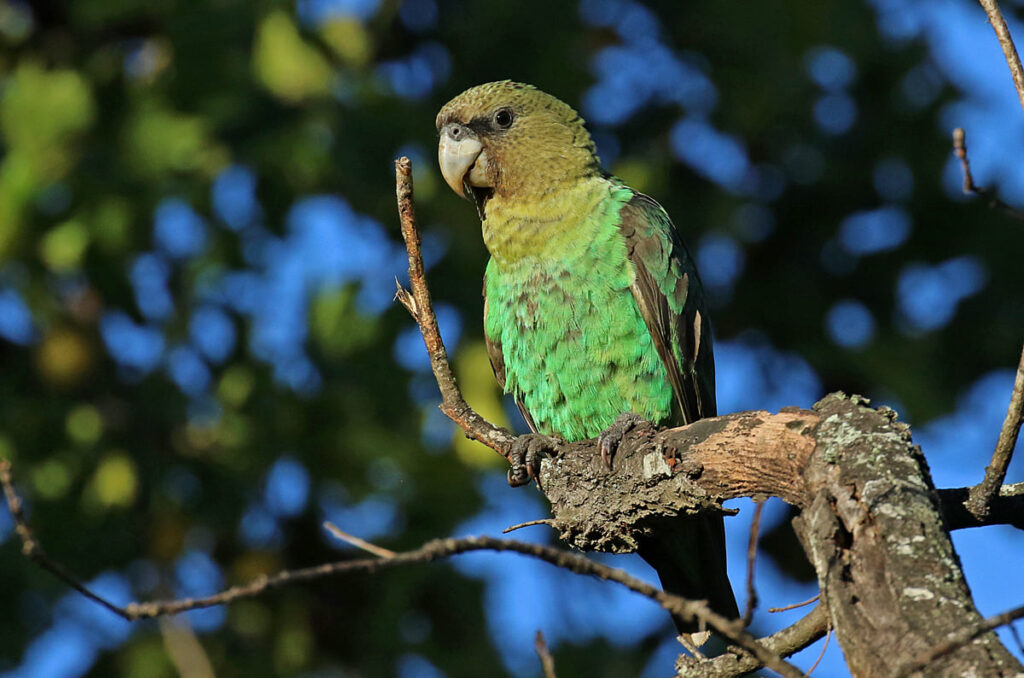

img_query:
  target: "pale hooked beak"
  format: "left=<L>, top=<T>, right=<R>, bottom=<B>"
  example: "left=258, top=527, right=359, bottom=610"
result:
left=438, top=124, right=484, bottom=198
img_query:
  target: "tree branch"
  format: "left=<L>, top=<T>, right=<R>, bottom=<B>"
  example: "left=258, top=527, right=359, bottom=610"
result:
left=897, top=602, right=1024, bottom=677
left=394, top=157, right=516, bottom=458
left=952, top=129, right=1024, bottom=220
left=978, top=0, right=1024, bottom=117
left=677, top=604, right=829, bottom=678
left=967, top=345, right=1024, bottom=518
left=0, top=459, right=133, bottom=622
left=535, top=631, right=558, bottom=678
left=941, top=482, right=1024, bottom=530
left=1, top=454, right=804, bottom=677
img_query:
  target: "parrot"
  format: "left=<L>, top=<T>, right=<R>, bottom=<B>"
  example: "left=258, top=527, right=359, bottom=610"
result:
left=435, top=80, right=738, bottom=636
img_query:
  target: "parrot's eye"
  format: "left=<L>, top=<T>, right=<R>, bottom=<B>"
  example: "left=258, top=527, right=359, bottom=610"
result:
left=494, top=108, right=514, bottom=129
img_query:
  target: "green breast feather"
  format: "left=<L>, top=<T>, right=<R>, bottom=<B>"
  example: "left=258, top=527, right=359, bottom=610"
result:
left=483, top=179, right=698, bottom=443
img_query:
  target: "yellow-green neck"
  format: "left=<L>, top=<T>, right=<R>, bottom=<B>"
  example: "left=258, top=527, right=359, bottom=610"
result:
left=482, top=174, right=612, bottom=266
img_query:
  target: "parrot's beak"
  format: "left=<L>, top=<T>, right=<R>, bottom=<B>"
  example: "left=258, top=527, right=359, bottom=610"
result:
left=438, top=125, right=484, bottom=199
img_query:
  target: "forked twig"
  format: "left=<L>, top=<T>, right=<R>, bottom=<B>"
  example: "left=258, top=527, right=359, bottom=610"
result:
left=394, top=157, right=516, bottom=459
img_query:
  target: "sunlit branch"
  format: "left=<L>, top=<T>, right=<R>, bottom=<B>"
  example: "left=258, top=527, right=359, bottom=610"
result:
left=967, top=346, right=1024, bottom=519
left=978, top=0, right=1024, bottom=117
left=394, top=157, right=517, bottom=460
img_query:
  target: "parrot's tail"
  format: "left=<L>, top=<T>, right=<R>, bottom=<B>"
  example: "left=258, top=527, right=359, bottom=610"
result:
left=637, top=512, right=739, bottom=636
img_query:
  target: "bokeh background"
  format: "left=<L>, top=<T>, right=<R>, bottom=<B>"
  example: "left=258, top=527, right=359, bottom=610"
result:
left=1, top=0, right=1023, bottom=676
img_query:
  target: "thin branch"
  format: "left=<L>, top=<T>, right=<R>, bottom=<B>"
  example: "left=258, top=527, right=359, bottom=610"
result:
left=0, top=459, right=133, bottom=622
left=952, top=128, right=1024, bottom=220
left=394, top=157, right=516, bottom=459
left=323, top=522, right=396, bottom=558
left=503, top=519, right=555, bottom=534
left=805, top=620, right=831, bottom=677
left=677, top=603, right=830, bottom=678
left=742, top=500, right=765, bottom=627
left=978, top=0, right=1024, bottom=117
left=768, top=594, right=821, bottom=614
left=535, top=631, right=557, bottom=678
left=2, top=457, right=800, bottom=677
left=897, top=602, right=1024, bottom=677
left=967, top=345, right=1024, bottom=518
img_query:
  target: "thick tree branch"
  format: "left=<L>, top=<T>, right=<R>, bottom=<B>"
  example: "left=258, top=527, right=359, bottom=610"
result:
left=978, top=0, right=1024, bottom=117
left=392, top=157, right=1023, bottom=676
left=967, top=345, right=1024, bottom=518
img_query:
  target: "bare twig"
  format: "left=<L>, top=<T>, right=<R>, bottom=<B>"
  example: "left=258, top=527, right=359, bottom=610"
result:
left=769, top=594, right=821, bottom=614
left=742, top=500, right=765, bottom=627
left=897, top=602, right=1024, bottom=677
left=323, top=522, right=396, bottom=558
left=0, top=459, right=133, bottom=621
left=978, top=0, right=1024, bottom=116
left=2, top=457, right=801, bottom=677
left=952, top=129, right=1024, bottom=220
left=677, top=603, right=830, bottom=678
left=503, top=519, right=555, bottom=534
left=394, top=157, right=516, bottom=459
left=535, top=631, right=557, bottom=678
left=805, top=620, right=831, bottom=677
left=967, top=346, right=1024, bottom=519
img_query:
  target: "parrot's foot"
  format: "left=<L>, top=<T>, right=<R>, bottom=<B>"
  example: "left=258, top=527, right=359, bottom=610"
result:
left=598, top=413, right=649, bottom=470
left=507, top=434, right=562, bottom=487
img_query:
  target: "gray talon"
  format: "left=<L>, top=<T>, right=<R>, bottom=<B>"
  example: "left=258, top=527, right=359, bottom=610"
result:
left=507, top=434, right=561, bottom=487
left=597, top=413, right=649, bottom=471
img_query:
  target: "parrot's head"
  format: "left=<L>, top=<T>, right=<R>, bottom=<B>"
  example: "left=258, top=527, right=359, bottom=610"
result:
left=436, top=81, right=599, bottom=218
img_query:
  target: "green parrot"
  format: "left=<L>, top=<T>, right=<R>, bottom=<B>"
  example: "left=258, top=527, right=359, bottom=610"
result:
left=436, top=81, right=738, bottom=634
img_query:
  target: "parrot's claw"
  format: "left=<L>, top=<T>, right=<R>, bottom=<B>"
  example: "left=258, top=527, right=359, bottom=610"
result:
left=507, top=434, right=562, bottom=487
left=598, top=413, right=649, bottom=471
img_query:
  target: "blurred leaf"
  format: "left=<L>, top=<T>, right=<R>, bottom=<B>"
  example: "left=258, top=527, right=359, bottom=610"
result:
left=34, top=327, right=93, bottom=387
left=452, top=341, right=508, bottom=468
left=123, top=102, right=224, bottom=178
left=66, top=404, right=104, bottom=446
left=254, top=11, right=334, bottom=103
left=39, top=219, right=90, bottom=272
left=86, top=452, right=139, bottom=510
left=320, top=18, right=374, bottom=69
left=30, top=458, right=72, bottom=500
left=311, top=284, right=380, bottom=359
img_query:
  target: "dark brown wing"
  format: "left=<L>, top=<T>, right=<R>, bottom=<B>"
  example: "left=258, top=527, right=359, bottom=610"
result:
left=618, top=191, right=716, bottom=423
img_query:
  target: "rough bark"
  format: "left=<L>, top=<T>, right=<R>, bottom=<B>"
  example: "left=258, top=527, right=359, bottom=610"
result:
left=535, top=393, right=1022, bottom=677
left=796, top=394, right=1020, bottom=677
